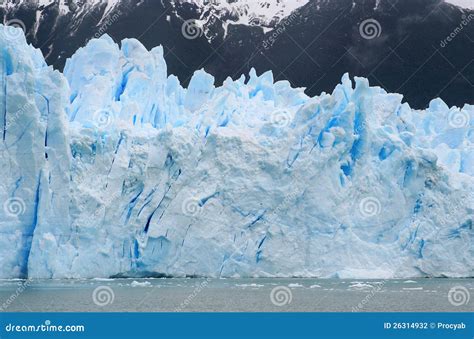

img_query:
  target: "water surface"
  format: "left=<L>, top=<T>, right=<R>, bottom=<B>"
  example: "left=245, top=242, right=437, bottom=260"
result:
left=0, top=278, right=472, bottom=312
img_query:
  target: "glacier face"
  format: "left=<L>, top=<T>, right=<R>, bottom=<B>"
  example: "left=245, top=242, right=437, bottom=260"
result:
left=0, top=24, right=473, bottom=279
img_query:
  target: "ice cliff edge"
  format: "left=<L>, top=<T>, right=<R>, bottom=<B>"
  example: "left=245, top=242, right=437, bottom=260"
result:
left=0, top=25, right=472, bottom=279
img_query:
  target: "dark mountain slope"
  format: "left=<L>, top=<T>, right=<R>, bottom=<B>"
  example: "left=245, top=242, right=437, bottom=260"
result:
left=1, top=0, right=472, bottom=108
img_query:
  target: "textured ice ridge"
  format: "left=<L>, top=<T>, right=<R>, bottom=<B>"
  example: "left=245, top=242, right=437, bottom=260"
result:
left=0, top=25, right=472, bottom=279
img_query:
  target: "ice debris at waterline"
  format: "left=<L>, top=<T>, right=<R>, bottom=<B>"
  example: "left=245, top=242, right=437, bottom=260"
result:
left=0, top=25, right=472, bottom=279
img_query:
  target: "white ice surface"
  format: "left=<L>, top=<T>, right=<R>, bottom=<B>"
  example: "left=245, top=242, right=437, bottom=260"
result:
left=0, top=25, right=472, bottom=279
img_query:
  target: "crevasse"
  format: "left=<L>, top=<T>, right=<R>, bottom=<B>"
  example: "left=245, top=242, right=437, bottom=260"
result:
left=0, top=25, right=472, bottom=279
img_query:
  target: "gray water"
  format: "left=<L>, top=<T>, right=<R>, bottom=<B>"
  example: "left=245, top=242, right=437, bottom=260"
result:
left=0, top=278, right=472, bottom=312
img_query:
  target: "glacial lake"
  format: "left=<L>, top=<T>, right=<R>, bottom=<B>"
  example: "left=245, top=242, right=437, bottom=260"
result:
left=0, top=278, right=472, bottom=312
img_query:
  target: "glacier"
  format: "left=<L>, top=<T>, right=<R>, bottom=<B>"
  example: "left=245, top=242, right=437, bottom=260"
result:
left=0, top=24, right=472, bottom=279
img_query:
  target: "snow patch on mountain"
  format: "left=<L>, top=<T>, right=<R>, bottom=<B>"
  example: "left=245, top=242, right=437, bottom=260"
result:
left=171, top=0, right=308, bottom=27
left=171, top=0, right=308, bottom=37
left=1, top=0, right=123, bottom=26
left=445, top=0, right=474, bottom=10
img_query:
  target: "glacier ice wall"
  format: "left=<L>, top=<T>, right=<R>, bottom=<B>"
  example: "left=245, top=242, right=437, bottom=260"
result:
left=0, top=25, right=473, bottom=279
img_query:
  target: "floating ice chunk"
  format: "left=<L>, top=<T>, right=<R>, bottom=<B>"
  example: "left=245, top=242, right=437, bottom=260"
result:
left=349, top=283, right=374, bottom=289
left=288, top=283, right=304, bottom=288
left=131, top=281, right=152, bottom=287
left=236, top=283, right=264, bottom=288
